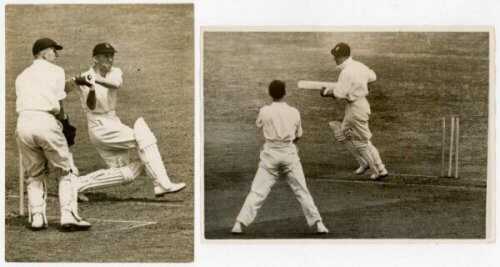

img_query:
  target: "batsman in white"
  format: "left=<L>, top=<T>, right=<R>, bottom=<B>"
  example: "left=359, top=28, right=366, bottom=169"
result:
left=320, top=42, right=388, bottom=180
left=231, top=80, right=329, bottom=235
left=15, top=38, right=91, bottom=231
left=66, top=43, right=186, bottom=198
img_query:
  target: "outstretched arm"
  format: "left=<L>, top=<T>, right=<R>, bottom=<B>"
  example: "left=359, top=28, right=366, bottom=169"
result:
left=367, top=68, right=377, bottom=83
left=95, top=75, right=121, bottom=89
left=95, top=68, right=123, bottom=89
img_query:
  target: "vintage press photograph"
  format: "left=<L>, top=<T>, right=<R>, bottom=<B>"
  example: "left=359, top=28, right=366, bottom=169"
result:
left=203, top=29, right=492, bottom=240
left=4, top=4, right=194, bottom=262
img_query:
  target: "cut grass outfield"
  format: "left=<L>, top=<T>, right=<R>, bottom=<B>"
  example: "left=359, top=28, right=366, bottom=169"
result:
left=5, top=5, right=194, bottom=262
left=203, top=32, right=489, bottom=238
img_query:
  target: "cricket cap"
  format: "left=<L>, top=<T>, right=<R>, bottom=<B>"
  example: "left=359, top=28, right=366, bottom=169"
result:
left=32, top=38, right=63, bottom=55
left=331, top=42, right=350, bottom=58
left=93, top=42, right=117, bottom=56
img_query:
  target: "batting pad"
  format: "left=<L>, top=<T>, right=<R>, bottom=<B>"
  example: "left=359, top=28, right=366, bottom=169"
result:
left=78, top=162, right=143, bottom=192
left=134, top=117, right=173, bottom=188
left=352, top=141, right=379, bottom=176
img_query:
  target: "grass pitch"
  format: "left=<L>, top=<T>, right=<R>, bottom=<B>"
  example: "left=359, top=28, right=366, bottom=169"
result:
left=5, top=5, right=193, bottom=262
left=203, top=31, right=489, bottom=239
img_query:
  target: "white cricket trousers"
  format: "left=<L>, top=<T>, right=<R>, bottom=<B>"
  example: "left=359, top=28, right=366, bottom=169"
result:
left=87, top=113, right=137, bottom=168
left=236, top=142, right=323, bottom=227
left=16, top=111, right=71, bottom=176
left=342, top=99, right=385, bottom=170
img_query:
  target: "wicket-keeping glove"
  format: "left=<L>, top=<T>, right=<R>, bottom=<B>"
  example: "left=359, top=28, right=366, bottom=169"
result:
left=59, top=115, right=77, bottom=147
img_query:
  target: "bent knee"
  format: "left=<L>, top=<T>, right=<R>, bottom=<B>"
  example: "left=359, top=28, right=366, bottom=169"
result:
left=119, top=161, right=144, bottom=182
left=328, top=121, right=342, bottom=131
left=351, top=139, right=368, bottom=148
left=329, top=121, right=348, bottom=141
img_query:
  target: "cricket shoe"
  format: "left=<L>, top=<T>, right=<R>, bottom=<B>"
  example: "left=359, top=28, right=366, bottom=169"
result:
left=231, top=221, right=244, bottom=234
left=316, top=221, right=329, bottom=234
left=154, top=182, right=186, bottom=197
left=78, top=193, right=89, bottom=202
left=370, top=169, right=389, bottom=181
left=30, top=213, right=48, bottom=231
left=60, top=210, right=91, bottom=231
left=354, top=165, right=370, bottom=175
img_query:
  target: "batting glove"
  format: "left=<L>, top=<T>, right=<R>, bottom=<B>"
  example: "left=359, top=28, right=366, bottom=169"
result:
left=74, top=75, right=92, bottom=87
left=74, top=72, right=95, bottom=87
left=320, top=87, right=335, bottom=98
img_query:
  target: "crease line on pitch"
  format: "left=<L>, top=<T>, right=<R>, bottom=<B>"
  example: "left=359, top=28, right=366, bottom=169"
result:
left=313, top=178, right=486, bottom=191
left=5, top=194, right=188, bottom=207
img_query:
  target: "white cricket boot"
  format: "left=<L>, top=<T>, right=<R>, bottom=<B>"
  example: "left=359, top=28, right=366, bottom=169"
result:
left=59, top=172, right=91, bottom=231
left=154, top=182, right=186, bottom=197
left=371, top=168, right=389, bottom=180
left=354, top=165, right=370, bottom=175
left=31, top=213, right=47, bottom=230
left=231, top=221, right=244, bottom=234
left=316, top=221, right=329, bottom=234
left=78, top=193, right=89, bottom=202
left=60, top=210, right=92, bottom=231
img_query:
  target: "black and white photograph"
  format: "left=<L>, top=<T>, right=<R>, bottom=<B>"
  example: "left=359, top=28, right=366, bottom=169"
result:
left=1, top=0, right=499, bottom=266
left=203, top=29, right=492, bottom=240
left=4, top=4, right=194, bottom=262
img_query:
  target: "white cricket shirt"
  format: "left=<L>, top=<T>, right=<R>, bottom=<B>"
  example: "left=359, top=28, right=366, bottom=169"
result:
left=16, top=59, right=66, bottom=114
left=333, top=57, right=376, bottom=102
left=256, top=101, right=303, bottom=142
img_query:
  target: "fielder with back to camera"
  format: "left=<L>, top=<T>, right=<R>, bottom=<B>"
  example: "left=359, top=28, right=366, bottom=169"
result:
left=67, top=42, right=186, bottom=198
left=320, top=42, right=388, bottom=180
left=15, top=38, right=90, bottom=230
left=231, top=80, right=329, bottom=235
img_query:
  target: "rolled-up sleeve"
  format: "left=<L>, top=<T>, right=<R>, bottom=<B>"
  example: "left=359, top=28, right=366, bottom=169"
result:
left=108, top=67, right=123, bottom=88
left=295, top=111, right=303, bottom=138
left=333, top=72, right=351, bottom=99
left=367, top=68, right=377, bottom=83
left=256, top=108, right=264, bottom=128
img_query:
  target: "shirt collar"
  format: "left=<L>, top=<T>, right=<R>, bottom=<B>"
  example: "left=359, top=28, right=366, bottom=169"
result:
left=33, top=58, right=54, bottom=67
left=335, top=56, right=353, bottom=70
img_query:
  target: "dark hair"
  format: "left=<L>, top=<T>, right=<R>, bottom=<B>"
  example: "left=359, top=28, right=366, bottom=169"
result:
left=268, top=80, right=286, bottom=100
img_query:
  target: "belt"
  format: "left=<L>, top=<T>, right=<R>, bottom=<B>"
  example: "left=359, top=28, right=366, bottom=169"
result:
left=86, top=110, right=116, bottom=119
left=264, top=140, right=294, bottom=148
left=18, top=110, right=56, bottom=118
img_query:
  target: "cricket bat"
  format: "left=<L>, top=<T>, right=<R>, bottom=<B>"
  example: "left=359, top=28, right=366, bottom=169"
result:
left=298, top=80, right=337, bottom=90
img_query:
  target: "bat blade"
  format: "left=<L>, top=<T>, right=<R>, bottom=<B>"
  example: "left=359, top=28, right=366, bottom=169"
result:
left=298, top=80, right=337, bottom=90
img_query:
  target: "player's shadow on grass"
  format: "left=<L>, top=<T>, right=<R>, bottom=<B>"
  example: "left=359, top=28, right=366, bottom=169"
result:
left=45, top=192, right=184, bottom=203
left=206, top=215, right=332, bottom=239
left=5, top=216, right=91, bottom=232
left=77, top=192, right=185, bottom=203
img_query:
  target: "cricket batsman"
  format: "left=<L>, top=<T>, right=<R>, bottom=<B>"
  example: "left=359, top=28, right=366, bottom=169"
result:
left=320, top=42, right=388, bottom=180
left=66, top=42, right=186, bottom=198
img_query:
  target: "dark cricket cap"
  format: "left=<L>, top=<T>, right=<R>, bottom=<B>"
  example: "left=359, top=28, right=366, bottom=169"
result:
left=93, top=42, right=118, bottom=56
left=32, top=38, right=63, bottom=55
left=331, top=42, right=351, bottom=58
